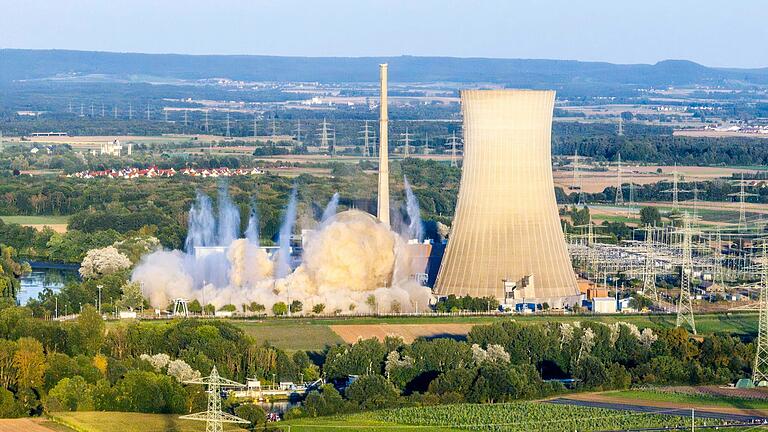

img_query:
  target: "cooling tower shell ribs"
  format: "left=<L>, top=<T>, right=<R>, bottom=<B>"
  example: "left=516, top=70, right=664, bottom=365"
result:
left=435, top=89, right=580, bottom=308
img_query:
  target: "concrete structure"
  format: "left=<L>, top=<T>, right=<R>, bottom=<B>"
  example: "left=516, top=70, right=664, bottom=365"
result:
left=377, top=63, right=390, bottom=226
left=435, top=90, right=580, bottom=308
left=592, top=297, right=617, bottom=314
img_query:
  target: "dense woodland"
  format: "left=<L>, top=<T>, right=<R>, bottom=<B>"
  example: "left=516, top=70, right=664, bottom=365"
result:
left=0, top=293, right=753, bottom=423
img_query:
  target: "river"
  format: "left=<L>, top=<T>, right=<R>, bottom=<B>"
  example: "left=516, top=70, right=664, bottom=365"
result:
left=18, top=262, right=79, bottom=305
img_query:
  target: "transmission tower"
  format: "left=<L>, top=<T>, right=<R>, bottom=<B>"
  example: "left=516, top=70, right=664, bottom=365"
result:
left=165, top=109, right=169, bottom=123
left=399, top=127, right=413, bottom=158
left=68, top=101, right=73, bottom=114
left=80, top=103, right=84, bottom=117
left=294, top=119, right=303, bottom=142
left=90, top=102, right=94, bottom=117
left=359, top=120, right=374, bottom=157
left=252, top=114, right=259, bottom=138
left=447, top=132, right=461, bottom=168
left=271, top=117, right=278, bottom=137
left=204, top=110, right=209, bottom=133
left=639, top=225, right=659, bottom=302
left=617, top=116, right=624, bottom=136
left=128, top=103, right=133, bottom=120
left=662, top=164, right=688, bottom=211
left=688, top=181, right=704, bottom=223
left=225, top=113, right=231, bottom=138
left=424, top=133, right=430, bottom=155
left=113, top=106, right=118, bottom=119
left=317, top=118, right=334, bottom=155
left=629, top=182, right=634, bottom=205
left=729, top=173, right=757, bottom=231
left=184, top=111, right=188, bottom=127
left=752, top=240, right=768, bottom=385
left=101, top=103, right=105, bottom=117
left=675, top=213, right=697, bottom=334
left=615, top=153, right=624, bottom=205
left=146, top=103, right=151, bottom=120
left=571, top=148, right=585, bottom=206
left=179, top=366, right=248, bottom=432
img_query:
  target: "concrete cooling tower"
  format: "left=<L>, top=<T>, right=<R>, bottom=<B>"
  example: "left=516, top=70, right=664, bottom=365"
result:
left=435, top=89, right=580, bottom=308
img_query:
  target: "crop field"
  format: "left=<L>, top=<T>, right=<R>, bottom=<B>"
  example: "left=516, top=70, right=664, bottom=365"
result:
left=330, top=323, right=476, bottom=343
left=234, top=321, right=344, bottom=352
left=51, top=412, right=242, bottom=432
left=284, top=402, right=724, bottom=431
left=225, top=312, right=759, bottom=351
left=606, top=388, right=768, bottom=410
left=0, top=215, right=70, bottom=233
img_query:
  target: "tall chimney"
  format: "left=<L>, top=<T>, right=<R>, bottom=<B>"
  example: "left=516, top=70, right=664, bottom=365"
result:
left=377, top=63, right=390, bottom=226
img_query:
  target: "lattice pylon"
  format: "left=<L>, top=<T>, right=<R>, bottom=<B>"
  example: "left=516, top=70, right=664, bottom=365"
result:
left=675, top=214, right=697, bottom=334
left=179, top=366, right=248, bottom=432
left=641, top=225, right=658, bottom=302
left=753, top=241, right=768, bottom=385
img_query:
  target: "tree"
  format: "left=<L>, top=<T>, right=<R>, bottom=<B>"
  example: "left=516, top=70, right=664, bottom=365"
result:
left=365, top=295, right=377, bottom=314
left=47, top=376, right=95, bottom=411
left=640, top=206, right=662, bottom=226
left=272, top=302, right=288, bottom=316
left=69, top=305, right=105, bottom=356
left=0, top=388, right=22, bottom=418
left=13, top=337, right=47, bottom=411
left=289, top=300, right=303, bottom=314
left=115, top=282, right=145, bottom=311
left=345, top=374, right=399, bottom=409
left=312, top=303, right=326, bottom=315
left=234, top=403, right=266, bottom=430
left=78, top=246, right=131, bottom=279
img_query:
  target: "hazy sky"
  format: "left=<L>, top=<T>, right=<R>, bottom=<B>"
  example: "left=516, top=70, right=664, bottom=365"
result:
left=1, top=0, right=766, bottom=68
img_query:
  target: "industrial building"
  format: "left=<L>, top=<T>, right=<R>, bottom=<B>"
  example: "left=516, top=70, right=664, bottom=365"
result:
left=435, top=90, right=580, bottom=309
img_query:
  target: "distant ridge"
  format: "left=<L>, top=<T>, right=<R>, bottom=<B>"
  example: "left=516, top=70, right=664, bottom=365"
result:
left=2, top=49, right=768, bottom=87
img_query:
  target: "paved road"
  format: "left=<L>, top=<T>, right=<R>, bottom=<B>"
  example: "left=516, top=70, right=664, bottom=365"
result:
left=548, top=397, right=768, bottom=424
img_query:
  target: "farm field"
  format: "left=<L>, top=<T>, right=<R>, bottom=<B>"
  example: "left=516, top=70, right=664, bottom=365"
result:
left=233, top=321, right=344, bottom=352
left=225, top=312, right=759, bottom=351
left=330, top=323, right=475, bottom=343
left=0, top=418, right=73, bottom=432
left=603, top=388, right=768, bottom=410
left=51, top=412, right=242, bottom=432
left=0, top=215, right=70, bottom=233
left=284, top=402, right=725, bottom=431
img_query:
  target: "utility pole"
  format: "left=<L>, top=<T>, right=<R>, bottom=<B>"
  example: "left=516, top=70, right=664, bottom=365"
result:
left=97, top=285, right=102, bottom=315
left=675, top=213, right=697, bottom=334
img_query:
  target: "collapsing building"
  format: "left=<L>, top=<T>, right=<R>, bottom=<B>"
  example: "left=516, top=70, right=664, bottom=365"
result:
left=435, top=90, right=580, bottom=308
